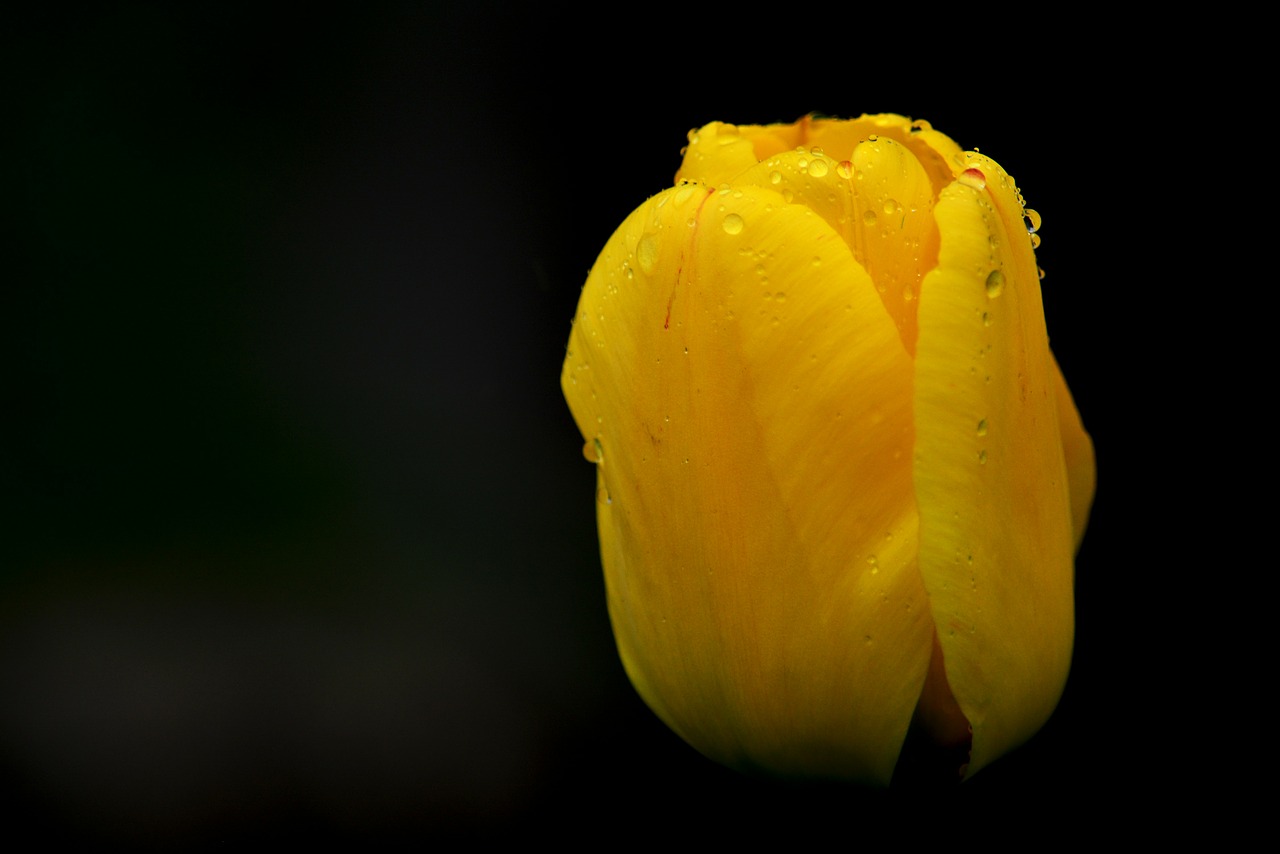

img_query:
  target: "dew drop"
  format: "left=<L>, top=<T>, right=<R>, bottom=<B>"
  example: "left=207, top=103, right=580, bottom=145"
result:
left=985, top=269, right=1005, bottom=298
left=982, top=311, right=992, bottom=326
left=722, top=213, right=744, bottom=235
left=596, top=486, right=612, bottom=505
left=1024, top=208, right=1042, bottom=233
left=1038, top=266, right=1046, bottom=280
left=862, top=209, right=878, bottom=226
left=978, top=449, right=988, bottom=465
left=910, top=118, right=933, bottom=133
left=977, top=418, right=988, bottom=436
left=882, top=199, right=899, bottom=215
left=808, top=158, right=829, bottom=178
left=636, top=235, right=659, bottom=274
left=1030, top=233, right=1042, bottom=249
left=958, top=168, right=986, bottom=190
left=769, top=170, right=782, bottom=185
left=867, top=554, right=880, bottom=575
left=836, top=160, right=853, bottom=179
left=674, top=184, right=695, bottom=205
left=583, top=437, right=604, bottom=464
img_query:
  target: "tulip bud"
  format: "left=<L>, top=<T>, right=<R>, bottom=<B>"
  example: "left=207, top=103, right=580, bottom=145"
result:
left=561, top=114, right=1095, bottom=784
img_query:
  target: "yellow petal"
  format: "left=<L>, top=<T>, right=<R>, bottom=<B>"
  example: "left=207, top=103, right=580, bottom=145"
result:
left=913, top=153, right=1078, bottom=778
left=846, top=135, right=937, bottom=357
left=717, top=138, right=937, bottom=362
left=562, top=179, right=932, bottom=783
left=805, top=114, right=965, bottom=197
left=1052, top=351, right=1096, bottom=552
left=684, top=114, right=965, bottom=197
left=675, top=122, right=765, bottom=187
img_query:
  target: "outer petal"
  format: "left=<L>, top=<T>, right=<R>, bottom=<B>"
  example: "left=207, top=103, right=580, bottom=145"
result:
left=913, top=154, right=1079, bottom=777
left=562, top=179, right=932, bottom=783
left=1052, top=351, right=1096, bottom=552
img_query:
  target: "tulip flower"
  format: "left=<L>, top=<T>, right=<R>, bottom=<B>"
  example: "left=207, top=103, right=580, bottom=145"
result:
left=560, top=114, right=1095, bottom=784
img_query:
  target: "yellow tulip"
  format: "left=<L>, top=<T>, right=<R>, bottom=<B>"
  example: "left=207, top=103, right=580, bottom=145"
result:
left=560, top=114, right=1095, bottom=784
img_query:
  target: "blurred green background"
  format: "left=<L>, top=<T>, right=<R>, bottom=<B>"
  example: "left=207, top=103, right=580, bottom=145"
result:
left=3, top=4, right=1181, bottom=843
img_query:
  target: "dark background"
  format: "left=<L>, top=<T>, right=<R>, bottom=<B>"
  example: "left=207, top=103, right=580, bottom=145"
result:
left=3, top=5, right=1195, bottom=844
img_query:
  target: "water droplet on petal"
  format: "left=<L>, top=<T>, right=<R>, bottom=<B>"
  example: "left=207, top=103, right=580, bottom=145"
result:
left=978, top=449, right=988, bottom=465
left=770, top=170, right=782, bottom=184
left=958, top=168, right=986, bottom=190
left=1024, top=208, right=1042, bottom=233
left=1030, top=232, right=1042, bottom=249
left=836, top=160, right=853, bottom=179
left=637, top=235, right=659, bottom=274
left=808, top=158, right=829, bottom=178
left=584, top=437, right=604, bottom=464
left=985, top=269, right=1005, bottom=298
left=977, top=418, right=988, bottom=436
left=862, top=209, right=878, bottom=226
left=722, top=213, right=744, bottom=235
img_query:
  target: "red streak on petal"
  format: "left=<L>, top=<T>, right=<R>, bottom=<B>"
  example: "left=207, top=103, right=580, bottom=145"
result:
left=663, top=188, right=714, bottom=331
left=664, top=280, right=677, bottom=329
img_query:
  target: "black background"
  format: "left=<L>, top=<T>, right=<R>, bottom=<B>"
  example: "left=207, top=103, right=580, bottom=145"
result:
left=3, top=4, right=1205, bottom=844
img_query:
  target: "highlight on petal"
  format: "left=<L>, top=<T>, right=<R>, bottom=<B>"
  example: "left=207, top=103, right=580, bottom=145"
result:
left=913, top=153, right=1076, bottom=778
